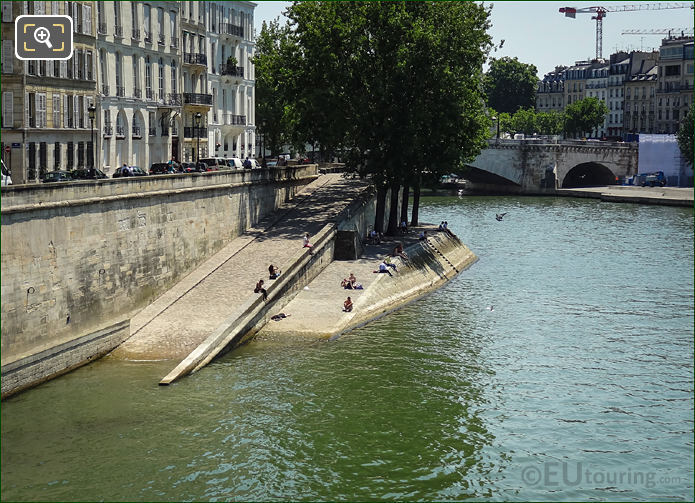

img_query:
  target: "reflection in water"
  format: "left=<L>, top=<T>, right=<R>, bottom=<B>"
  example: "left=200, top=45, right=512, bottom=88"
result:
left=1, top=196, right=693, bottom=502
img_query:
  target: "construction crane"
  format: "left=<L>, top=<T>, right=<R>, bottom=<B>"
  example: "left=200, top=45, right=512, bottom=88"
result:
left=559, top=3, right=694, bottom=59
left=621, top=28, right=694, bottom=35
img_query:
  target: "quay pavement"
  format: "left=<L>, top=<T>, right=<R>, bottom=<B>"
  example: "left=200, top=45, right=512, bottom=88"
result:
left=557, top=186, right=693, bottom=207
left=111, top=173, right=370, bottom=362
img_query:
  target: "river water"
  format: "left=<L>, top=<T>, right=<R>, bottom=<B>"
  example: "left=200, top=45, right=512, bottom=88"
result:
left=2, top=195, right=693, bottom=502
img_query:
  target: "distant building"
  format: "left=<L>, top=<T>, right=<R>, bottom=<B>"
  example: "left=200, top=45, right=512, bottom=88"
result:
left=623, top=52, right=659, bottom=136
left=585, top=61, right=609, bottom=137
left=606, top=52, right=630, bottom=139
left=535, top=66, right=566, bottom=113
left=1, top=1, right=97, bottom=184
left=655, top=36, right=694, bottom=134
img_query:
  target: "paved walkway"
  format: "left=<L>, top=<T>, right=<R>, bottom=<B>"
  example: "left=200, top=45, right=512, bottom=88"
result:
left=111, top=173, right=370, bottom=361
left=557, top=186, right=693, bottom=206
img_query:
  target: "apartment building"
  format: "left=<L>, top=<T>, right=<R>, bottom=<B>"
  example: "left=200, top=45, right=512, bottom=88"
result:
left=605, top=52, right=629, bottom=139
left=1, top=1, right=97, bottom=184
left=207, top=1, right=255, bottom=160
left=1, top=0, right=256, bottom=180
left=585, top=61, right=609, bottom=137
left=622, top=51, right=659, bottom=136
left=535, top=66, right=566, bottom=113
left=655, top=36, right=693, bottom=134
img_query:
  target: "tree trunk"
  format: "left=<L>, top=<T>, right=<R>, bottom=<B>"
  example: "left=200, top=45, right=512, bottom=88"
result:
left=400, top=184, right=409, bottom=226
left=374, top=184, right=387, bottom=233
left=411, top=183, right=421, bottom=227
left=386, top=183, right=400, bottom=235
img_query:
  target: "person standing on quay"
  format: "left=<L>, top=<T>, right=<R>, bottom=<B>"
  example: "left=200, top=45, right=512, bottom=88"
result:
left=303, top=233, right=314, bottom=255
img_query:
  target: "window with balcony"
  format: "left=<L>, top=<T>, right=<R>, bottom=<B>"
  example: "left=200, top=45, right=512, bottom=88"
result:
left=171, top=61, right=177, bottom=94
left=115, top=53, right=124, bottom=97
left=131, top=3, right=139, bottom=39
left=133, top=55, right=141, bottom=98
left=114, top=1, right=122, bottom=37
left=144, top=4, right=152, bottom=42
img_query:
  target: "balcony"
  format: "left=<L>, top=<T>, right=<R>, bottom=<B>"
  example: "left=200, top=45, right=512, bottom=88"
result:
left=131, top=28, right=140, bottom=41
left=220, top=64, right=244, bottom=78
left=158, top=33, right=165, bottom=45
left=101, top=84, right=109, bottom=96
left=184, top=126, right=208, bottom=138
left=183, top=53, right=207, bottom=66
left=171, top=127, right=179, bottom=137
left=148, top=126, right=156, bottom=136
left=158, top=93, right=182, bottom=107
left=223, top=23, right=244, bottom=38
left=103, top=124, right=113, bottom=136
left=146, top=88, right=154, bottom=100
left=98, top=22, right=107, bottom=35
left=116, top=125, right=125, bottom=138
left=114, top=25, right=123, bottom=38
left=116, top=86, right=125, bottom=97
left=133, top=88, right=142, bottom=99
left=170, top=37, right=178, bottom=49
left=657, top=83, right=694, bottom=93
left=144, top=30, right=152, bottom=43
left=132, top=126, right=142, bottom=138
left=183, top=93, right=212, bottom=105
left=224, top=114, right=246, bottom=126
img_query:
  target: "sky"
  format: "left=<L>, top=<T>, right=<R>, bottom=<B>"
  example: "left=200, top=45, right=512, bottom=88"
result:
left=252, top=1, right=694, bottom=77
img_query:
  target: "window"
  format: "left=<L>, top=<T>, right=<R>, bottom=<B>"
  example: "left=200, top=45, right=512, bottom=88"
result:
left=2, top=1, right=12, bottom=22
left=133, top=55, right=139, bottom=93
left=1, top=40, right=13, bottom=73
left=1, top=91, right=12, bottom=128
left=115, top=52, right=123, bottom=95
left=149, top=111, right=156, bottom=135
left=131, top=3, right=138, bottom=33
left=158, top=58, right=164, bottom=98
left=144, top=4, right=151, bottom=40
left=145, top=56, right=152, bottom=98
left=54, top=142, right=61, bottom=169
left=665, top=65, right=681, bottom=76
left=171, top=61, right=177, bottom=94
left=86, top=50, right=93, bottom=80
left=67, top=141, right=74, bottom=168
left=53, top=95, right=60, bottom=127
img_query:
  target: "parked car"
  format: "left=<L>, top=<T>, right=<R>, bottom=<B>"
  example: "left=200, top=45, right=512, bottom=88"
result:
left=180, top=162, right=204, bottom=173
left=198, top=158, right=223, bottom=170
left=642, top=171, right=667, bottom=187
left=113, top=166, right=147, bottom=178
left=1, top=159, right=12, bottom=186
left=42, top=170, right=73, bottom=183
left=227, top=157, right=244, bottom=169
left=71, top=168, right=108, bottom=180
left=149, top=162, right=175, bottom=175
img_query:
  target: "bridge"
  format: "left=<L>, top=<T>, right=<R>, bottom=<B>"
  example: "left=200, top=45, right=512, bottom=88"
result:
left=465, top=139, right=639, bottom=193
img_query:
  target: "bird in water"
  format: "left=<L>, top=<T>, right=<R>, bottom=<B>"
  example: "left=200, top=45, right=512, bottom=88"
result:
left=486, top=305, right=494, bottom=311
left=495, top=212, right=507, bottom=221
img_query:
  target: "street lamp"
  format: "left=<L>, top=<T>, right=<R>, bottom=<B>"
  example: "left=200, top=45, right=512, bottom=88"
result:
left=195, top=112, right=202, bottom=162
left=88, top=104, right=96, bottom=169
left=491, top=115, right=500, bottom=140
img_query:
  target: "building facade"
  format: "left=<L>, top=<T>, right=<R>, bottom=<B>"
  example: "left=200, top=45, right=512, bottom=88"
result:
left=1, top=0, right=256, bottom=180
left=535, top=65, right=565, bottom=113
left=655, top=36, right=693, bottom=134
left=606, top=52, right=629, bottom=139
left=584, top=61, right=609, bottom=137
left=2, top=1, right=97, bottom=184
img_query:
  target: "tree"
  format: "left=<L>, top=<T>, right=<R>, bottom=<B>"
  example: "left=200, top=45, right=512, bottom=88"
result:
left=677, top=104, right=694, bottom=166
left=281, top=1, right=493, bottom=230
left=484, top=56, right=538, bottom=114
left=564, top=97, right=609, bottom=138
left=536, top=110, right=564, bottom=136
left=510, top=108, right=536, bottom=136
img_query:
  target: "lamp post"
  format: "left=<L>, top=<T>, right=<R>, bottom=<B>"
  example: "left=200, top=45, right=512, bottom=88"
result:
left=195, top=112, right=202, bottom=162
left=88, top=104, right=96, bottom=169
left=491, top=115, right=500, bottom=140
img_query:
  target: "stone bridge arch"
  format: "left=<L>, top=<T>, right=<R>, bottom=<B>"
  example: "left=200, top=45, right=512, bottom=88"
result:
left=561, top=162, right=617, bottom=188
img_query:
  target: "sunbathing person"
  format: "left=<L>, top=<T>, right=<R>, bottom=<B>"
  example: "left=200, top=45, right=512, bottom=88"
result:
left=343, top=296, right=353, bottom=312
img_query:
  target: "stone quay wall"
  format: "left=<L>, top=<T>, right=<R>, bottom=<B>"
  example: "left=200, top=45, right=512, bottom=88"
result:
left=1, top=166, right=318, bottom=397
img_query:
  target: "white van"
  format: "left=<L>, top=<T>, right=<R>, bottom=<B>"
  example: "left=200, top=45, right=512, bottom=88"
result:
left=1, top=159, right=12, bottom=186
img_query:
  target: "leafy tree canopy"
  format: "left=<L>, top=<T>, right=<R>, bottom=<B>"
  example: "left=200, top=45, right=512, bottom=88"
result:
left=564, top=97, right=609, bottom=137
left=676, top=104, right=694, bottom=167
left=484, top=56, right=539, bottom=114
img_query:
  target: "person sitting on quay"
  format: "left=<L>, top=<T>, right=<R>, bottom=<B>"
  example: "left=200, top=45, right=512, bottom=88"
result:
left=348, top=272, right=363, bottom=289
left=303, top=233, right=314, bottom=255
left=373, top=261, right=393, bottom=277
left=254, top=279, right=268, bottom=301
left=392, top=242, right=408, bottom=261
left=341, top=277, right=353, bottom=289
left=271, top=313, right=291, bottom=321
left=419, top=230, right=428, bottom=241
left=343, top=296, right=353, bottom=312
left=400, top=220, right=408, bottom=234
left=269, top=264, right=281, bottom=280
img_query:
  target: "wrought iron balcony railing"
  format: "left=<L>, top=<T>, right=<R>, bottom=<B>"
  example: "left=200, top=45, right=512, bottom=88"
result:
left=183, top=53, right=207, bottom=66
left=184, top=126, right=208, bottom=138
left=220, top=64, right=243, bottom=78
left=183, top=93, right=212, bottom=105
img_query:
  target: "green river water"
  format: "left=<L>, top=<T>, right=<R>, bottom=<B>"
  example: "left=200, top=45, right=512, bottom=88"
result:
left=1, top=196, right=693, bottom=502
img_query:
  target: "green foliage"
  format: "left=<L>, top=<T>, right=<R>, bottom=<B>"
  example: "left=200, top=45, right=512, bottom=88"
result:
left=536, top=110, right=564, bottom=136
left=564, top=97, right=609, bottom=137
left=484, top=56, right=539, bottom=114
left=510, top=108, right=536, bottom=136
left=676, top=104, right=694, bottom=167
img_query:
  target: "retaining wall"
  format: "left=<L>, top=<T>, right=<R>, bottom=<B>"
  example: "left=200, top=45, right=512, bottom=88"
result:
left=1, top=166, right=318, bottom=397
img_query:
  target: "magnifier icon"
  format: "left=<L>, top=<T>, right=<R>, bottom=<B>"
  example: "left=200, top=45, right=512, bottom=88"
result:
left=34, top=26, right=52, bottom=48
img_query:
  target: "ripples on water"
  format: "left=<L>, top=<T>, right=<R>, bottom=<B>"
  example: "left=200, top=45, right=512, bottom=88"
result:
left=1, top=196, right=693, bottom=502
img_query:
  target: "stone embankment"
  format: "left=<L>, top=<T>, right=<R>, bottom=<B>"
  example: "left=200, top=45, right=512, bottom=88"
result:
left=257, top=229, right=477, bottom=340
left=557, top=186, right=693, bottom=207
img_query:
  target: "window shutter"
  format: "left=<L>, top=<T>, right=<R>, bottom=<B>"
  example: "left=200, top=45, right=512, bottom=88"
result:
left=1, top=2, right=12, bottom=22
left=39, top=94, right=46, bottom=127
left=1, top=40, right=12, bottom=74
left=25, top=92, right=29, bottom=128
left=23, top=1, right=28, bottom=14
left=60, top=59, right=66, bottom=78
left=63, top=95, right=68, bottom=127
left=2, top=92, right=13, bottom=128
left=73, top=94, right=78, bottom=128
left=46, top=57, right=53, bottom=77
left=72, top=53, right=77, bottom=79
left=53, top=1, right=59, bottom=15
left=83, top=96, right=87, bottom=128
left=72, top=2, right=77, bottom=32
left=84, top=4, right=91, bottom=35
left=35, top=1, right=44, bottom=14
left=53, top=95, right=60, bottom=127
